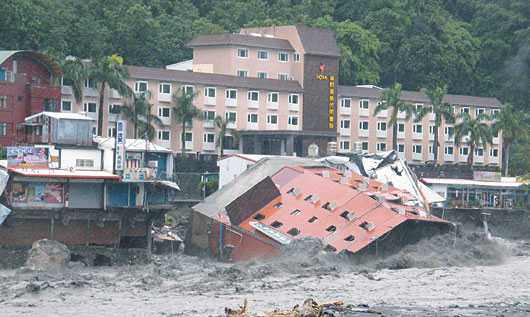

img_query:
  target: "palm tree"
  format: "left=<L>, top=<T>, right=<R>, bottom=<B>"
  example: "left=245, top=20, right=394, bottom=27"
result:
left=491, top=104, right=529, bottom=176
left=89, top=54, right=133, bottom=136
left=375, top=83, right=416, bottom=151
left=117, top=91, right=162, bottom=139
left=172, top=88, right=203, bottom=156
left=451, top=112, right=493, bottom=166
left=60, top=56, right=87, bottom=104
left=418, top=86, right=455, bottom=165
left=214, top=115, right=240, bottom=157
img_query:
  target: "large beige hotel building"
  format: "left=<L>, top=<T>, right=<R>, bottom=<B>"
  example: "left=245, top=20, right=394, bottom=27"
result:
left=59, top=25, right=503, bottom=166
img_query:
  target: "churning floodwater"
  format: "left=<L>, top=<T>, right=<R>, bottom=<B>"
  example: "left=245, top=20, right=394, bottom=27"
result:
left=0, top=227, right=529, bottom=316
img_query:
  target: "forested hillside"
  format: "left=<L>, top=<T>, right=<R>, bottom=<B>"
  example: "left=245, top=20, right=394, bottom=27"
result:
left=2, top=0, right=529, bottom=172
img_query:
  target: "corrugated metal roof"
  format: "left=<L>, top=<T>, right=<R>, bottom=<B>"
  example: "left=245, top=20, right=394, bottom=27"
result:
left=420, top=178, right=524, bottom=188
left=338, top=85, right=504, bottom=109
left=237, top=166, right=447, bottom=254
left=217, top=154, right=277, bottom=162
left=94, top=137, right=172, bottom=153
left=125, top=65, right=304, bottom=93
left=186, top=33, right=294, bottom=51
left=25, top=112, right=94, bottom=122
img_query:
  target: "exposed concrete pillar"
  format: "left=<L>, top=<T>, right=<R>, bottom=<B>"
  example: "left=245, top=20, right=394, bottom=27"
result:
left=286, top=136, right=294, bottom=156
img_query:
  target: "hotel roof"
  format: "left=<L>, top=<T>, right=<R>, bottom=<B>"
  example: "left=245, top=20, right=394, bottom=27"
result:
left=295, top=26, right=341, bottom=57
left=338, top=85, right=504, bottom=109
left=186, top=33, right=294, bottom=51
left=125, top=65, right=304, bottom=93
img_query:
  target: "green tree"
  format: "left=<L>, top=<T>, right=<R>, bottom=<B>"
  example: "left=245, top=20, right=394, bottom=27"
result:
left=214, top=115, right=240, bottom=157
left=117, top=91, right=161, bottom=139
left=313, top=15, right=380, bottom=85
left=491, top=104, right=529, bottom=176
left=451, top=112, right=493, bottom=166
left=374, top=83, right=416, bottom=151
left=172, top=88, right=203, bottom=156
left=418, top=86, right=455, bottom=165
left=88, top=54, right=133, bottom=136
left=60, top=56, right=87, bottom=104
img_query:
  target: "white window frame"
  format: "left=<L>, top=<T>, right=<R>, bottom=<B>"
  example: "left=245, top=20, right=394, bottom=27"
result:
left=340, top=119, right=351, bottom=129
left=247, top=113, right=258, bottom=123
left=288, top=115, right=299, bottom=127
left=412, top=144, right=422, bottom=154
left=237, top=69, right=248, bottom=77
left=257, top=71, right=268, bottom=79
left=460, top=107, right=470, bottom=114
left=277, top=73, right=289, bottom=80
left=293, top=52, right=300, bottom=62
left=61, top=99, right=72, bottom=112
left=377, top=121, right=387, bottom=131
left=158, top=107, right=171, bottom=118
left=134, top=81, right=148, bottom=93
left=257, top=50, right=268, bottom=60
left=278, top=52, right=289, bottom=62
left=247, top=91, right=259, bottom=101
left=237, top=48, right=249, bottom=58
left=267, top=92, right=279, bottom=103
left=158, top=130, right=170, bottom=141
left=84, top=102, right=97, bottom=113
left=377, top=143, right=387, bottom=152
left=107, top=127, right=116, bottom=138
left=183, top=85, right=194, bottom=95
left=340, top=140, right=350, bottom=151
left=159, top=83, right=171, bottom=95
left=267, top=114, right=278, bottom=124
left=203, top=132, right=215, bottom=143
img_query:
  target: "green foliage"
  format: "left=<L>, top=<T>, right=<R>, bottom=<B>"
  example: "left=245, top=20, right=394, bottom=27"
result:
left=172, top=88, right=203, bottom=155
left=164, top=205, right=192, bottom=226
left=451, top=112, right=494, bottom=166
left=198, top=178, right=219, bottom=198
left=0, top=146, right=6, bottom=160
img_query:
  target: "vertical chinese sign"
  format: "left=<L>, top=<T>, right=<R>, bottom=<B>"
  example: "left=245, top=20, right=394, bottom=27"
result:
left=115, top=120, right=127, bottom=171
left=329, top=75, right=335, bottom=130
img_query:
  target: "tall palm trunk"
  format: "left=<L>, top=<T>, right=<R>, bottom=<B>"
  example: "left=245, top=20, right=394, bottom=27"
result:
left=468, top=143, right=475, bottom=166
left=181, top=124, right=187, bottom=156
left=97, top=81, right=107, bottom=137
left=392, top=123, right=398, bottom=151
left=433, top=125, right=439, bottom=165
left=504, top=143, right=510, bottom=177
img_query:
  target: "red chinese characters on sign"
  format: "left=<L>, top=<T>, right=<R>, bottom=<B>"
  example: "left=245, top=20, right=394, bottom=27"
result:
left=329, top=76, right=335, bottom=129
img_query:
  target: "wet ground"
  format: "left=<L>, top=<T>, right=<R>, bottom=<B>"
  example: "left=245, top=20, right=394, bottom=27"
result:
left=0, top=230, right=529, bottom=316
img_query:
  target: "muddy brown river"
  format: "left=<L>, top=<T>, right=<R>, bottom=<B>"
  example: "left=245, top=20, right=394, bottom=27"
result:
left=1, top=230, right=529, bottom=316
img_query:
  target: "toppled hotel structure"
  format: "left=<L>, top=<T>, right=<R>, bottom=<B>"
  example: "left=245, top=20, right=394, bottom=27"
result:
left=185, top=157, right=451, bottom=262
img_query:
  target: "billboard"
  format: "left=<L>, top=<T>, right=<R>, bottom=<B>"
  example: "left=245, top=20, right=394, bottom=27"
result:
left=115, top=121, right=126, bottom=171
left=7, top=147, right=49, bottom=169
left=473, top=171, right=501, bottom=182
left=123, top=168, right=154, bottom=181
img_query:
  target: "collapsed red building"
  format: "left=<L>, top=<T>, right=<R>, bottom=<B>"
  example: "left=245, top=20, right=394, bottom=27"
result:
left=185, top=158, right=452, bottom=262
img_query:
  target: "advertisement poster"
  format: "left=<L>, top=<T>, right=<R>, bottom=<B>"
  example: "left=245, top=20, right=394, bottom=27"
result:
left=11, top=182, right=28, bottom=203
left=28, top=182, right=46, bottom=204
left=45, top=183, right=64, bottom=204
left=7, top=147, right=49, bottom=169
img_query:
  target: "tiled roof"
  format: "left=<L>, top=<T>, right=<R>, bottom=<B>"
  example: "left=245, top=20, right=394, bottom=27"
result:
left=338, top=85, right=504, bottom=108
left=185, top=33, right=294, bottom=51
left=295, top=26, right=341, bottom=57
left=125, top=65, right=303, bottom=93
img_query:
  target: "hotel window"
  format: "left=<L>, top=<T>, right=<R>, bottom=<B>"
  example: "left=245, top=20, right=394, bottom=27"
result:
left=397, top=123, right=405, bottom=132
left=203, top=133, right=214, bottom=143
left=226, top=111, right=237, bottom=122
left=158, top=107, right=170, bottom=118
left=293, top=52, right=300, bottom=62
left=204, top=87, right=216, bottom=98
left=0, top=123, right=7, bottom=135
left=257, top=50, right=268, bottom=60
left=0, top=95, right=7, bottom=108
left=445, top=126, right=454, bottom=136
left=460, top=147, right=469, bottom=155
left=267, top=114, right=278, bottom=124
left=341, top=98, right=351, bottom=109
left=268, top=92, right=279, bottom=103
left=84, top=102, right=97, bottom=113
left=61, top=100, right=72, bottom=112
left=257, top=71, right=268, bottom=79
left=362, top=142, right=369, bottom=151
left=490, top=109, right=500, bottom=116
left=340, top=120, right=350, bottom=129
left=377, top=143, right=387, bottom=152
left=429, top=145, right=433, bottom=154
left=288, top=116, right=299, bottom=126
left=340, top=141, right=350, bottom=151
left=429, top=125, right=435, bottom=134
left=490, top=148, right=499, bottom=157
left=247, top=91, right=259, bottom=101
left=108, top=104, right=120, bottom=114
left=278, top=52, right=289, bottom=62
left=288, top=94, right=299, bottom=104
left=237, top=70, right=248, bottom=77
left=414, top=103, right=423, bottom=112
left=44, top=98, right=57, bottom=112
left=247, top=113, right=258, bottom=123
left=184, top=132, right=193, bottom=142
left=183, top=85, right=194, bottom=95
left=76, top=159, right=94, bottom=168
left=134, top=81, right=148, bottom=93
left=445, top=146, right=454, bottom=155
left=359, top=121, right=369, bottom=130
left=475, top=108, right=485, bottom=117
left=225, top=89, right=237, bottom=99
left=359, top=99, right=369, bottom=109
left=413, top=124, right=422, bottom=133
left=159, top=83, right=171, bottom=94
left=107, top=127, right=116, bottom=137
left=158, top=130, right=170, bottom=141
left=237, top=48, right=249, bottom=58
left=205, top=110, right=216, bottom=121
left=460, top=107, right=470, bottom=114
left=412, top=144, right=422, bottom=154
left=398, top=144, right=405, bottom=153
left=92, top=126, right=97, bottom=136
left=377, top=122, right=387, bottom=131
left=84, top=78, right=97, bottom=88
left=475, top=148, right=484, bottom=156
left=277, top=73, right=289, bottom=80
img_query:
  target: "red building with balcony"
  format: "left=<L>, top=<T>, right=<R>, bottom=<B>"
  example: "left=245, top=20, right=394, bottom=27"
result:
left=0, top=51, right=62, bottom=147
